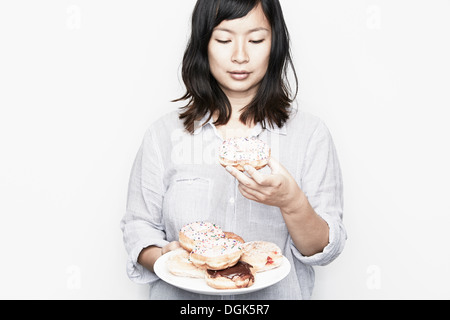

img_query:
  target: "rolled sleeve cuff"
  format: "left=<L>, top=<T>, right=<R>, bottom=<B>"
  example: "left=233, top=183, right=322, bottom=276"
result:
left=291, top=213, right=346, bottom=266
left=126, top=238, right=169, bottom=284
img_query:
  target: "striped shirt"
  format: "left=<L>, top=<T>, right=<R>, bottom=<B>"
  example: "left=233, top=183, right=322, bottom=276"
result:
left=120, top=107, right=346, bottom=300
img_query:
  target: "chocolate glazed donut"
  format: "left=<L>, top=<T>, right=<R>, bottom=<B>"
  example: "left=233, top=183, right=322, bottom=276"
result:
left=206, top=261, right=255, bottom=289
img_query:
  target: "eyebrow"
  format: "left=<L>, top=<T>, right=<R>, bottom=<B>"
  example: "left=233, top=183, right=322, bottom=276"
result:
left=213, top=27, right=270, bottom=34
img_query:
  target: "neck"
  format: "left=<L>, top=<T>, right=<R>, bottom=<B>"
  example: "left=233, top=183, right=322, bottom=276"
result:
left=214, top=104, right=256, bottom=140
left=213, top=88, right=258, bottom=139
left=228, top=96, right=251, bottom=114
left=222, top=85, right=258, bottom=115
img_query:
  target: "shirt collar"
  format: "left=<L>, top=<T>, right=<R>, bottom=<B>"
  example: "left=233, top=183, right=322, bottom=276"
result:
left=193, top=113, right=215, bottom=135
left=193, top=112, right=287, bottom=136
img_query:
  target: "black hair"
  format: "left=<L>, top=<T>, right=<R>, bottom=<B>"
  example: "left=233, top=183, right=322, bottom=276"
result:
left=175, top=0, right=298, bottom=133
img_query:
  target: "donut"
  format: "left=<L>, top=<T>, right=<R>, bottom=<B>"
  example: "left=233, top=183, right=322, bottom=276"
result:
left=206, top=261, right=255, bottom=290
left=189, top=238, right=242, bottom=270
left=166, top=248, right=205, bottom=279
left=219, top=137, right=271, bottom=172
left=224, top=231, right=245, bottom=243
left=178, top=221, right=224, bottom=252
left=240, top=241, right=283, bottom=272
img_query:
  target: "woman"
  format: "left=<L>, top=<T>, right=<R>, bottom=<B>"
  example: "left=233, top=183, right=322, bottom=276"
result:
left=121, top=0, right=346, bottom=300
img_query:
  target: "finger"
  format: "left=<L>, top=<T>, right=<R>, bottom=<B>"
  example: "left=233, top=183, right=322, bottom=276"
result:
left=226, top=166, right=257, bottom=188
left=238, top=183, right=261, bottom=202
left=243, top=165, right=266, bottom=185
left=245, top=164, right=280, bottom=188
left=268, top=157, right=289, bottom=177
left=162, top=241, right=181, bottom=255
left=267, top=157, right=280, bottom=172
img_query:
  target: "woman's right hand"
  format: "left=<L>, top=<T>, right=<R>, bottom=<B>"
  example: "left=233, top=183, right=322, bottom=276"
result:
left=138, top=241, right=181, bottom=272
left=162, top=241, right=181, bottom=255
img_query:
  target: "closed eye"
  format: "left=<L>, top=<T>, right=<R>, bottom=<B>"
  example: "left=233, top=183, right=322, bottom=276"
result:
left=216, top=40, right=231, bottom=44
left=250, top=40, right=265, bottom=44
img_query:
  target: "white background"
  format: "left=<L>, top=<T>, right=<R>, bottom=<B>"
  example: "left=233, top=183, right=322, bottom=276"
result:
left=0, top=0, right=449, bottom=300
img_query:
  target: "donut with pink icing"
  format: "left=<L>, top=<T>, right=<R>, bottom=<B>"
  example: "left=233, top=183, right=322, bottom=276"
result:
left=178, top=221, right=224, bottom=252
left=178, top=221, right=243, bottom=271
left=219, top=137, right=271, bottom=171
left=189, top=237, right=242, bottom=270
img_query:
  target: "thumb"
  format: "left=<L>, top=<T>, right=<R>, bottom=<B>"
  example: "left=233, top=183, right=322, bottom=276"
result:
left=268, top=157, right=282, bottom=173
left=268, top=157, right=290, bottom=176
left=162, top=241, right=181, bottom=255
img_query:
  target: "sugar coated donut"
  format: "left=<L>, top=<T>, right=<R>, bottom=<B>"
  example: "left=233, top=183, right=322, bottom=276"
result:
left=189, top=238, right=242, bottom=270
left=206, top=261, right=255, bottom=289
left=240, top=241, right=283, bottom=272
left=178, top=221, right=224, bottom=252
left=172, top=222, right=284, bottom=290
left=219, top=137, right=271, bottom=172
left=224, top=231, right=245, bottom=243
left=166, top=248, right=206, bottom=279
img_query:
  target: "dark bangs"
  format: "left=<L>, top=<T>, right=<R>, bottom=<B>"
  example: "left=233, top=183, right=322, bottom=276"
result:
left=215, top=0, right=261, bottom=22
left=175, top=0, right=298, bottom=134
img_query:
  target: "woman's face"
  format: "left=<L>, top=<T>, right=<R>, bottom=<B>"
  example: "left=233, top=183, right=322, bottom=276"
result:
left=208, top=4, right=272, bottom=102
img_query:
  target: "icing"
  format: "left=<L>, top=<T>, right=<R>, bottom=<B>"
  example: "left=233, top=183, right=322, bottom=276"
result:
left=180, top=221, right=224, bottom=241
left=191, top=238, right=242, bottom=257
left=219, top=137, right=270, bottom=162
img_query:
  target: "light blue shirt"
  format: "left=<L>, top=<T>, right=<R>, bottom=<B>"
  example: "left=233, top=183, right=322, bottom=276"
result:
left=120, top=107, right=346, bottom=300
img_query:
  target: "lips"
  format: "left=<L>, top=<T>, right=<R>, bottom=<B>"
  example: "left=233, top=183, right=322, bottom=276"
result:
left=229, top=71, right=251, bottom=81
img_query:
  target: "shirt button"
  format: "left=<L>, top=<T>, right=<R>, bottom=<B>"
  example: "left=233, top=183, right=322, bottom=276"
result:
left=229, top=197, right=235, bottom=204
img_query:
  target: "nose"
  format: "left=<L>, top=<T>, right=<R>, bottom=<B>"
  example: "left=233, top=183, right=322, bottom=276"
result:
left=231, top=41, right=249, bottom=64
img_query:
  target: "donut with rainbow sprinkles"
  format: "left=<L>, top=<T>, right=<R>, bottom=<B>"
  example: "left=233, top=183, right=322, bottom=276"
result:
left=219, top=137, right=271, bottom=172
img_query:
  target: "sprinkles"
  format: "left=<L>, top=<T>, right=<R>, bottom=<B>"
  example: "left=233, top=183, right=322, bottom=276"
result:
left=219, top=137, right=270, bottom=162
left=192, top=238, right=242, bottom=257
left=180, top=221, right=242, bottom=257
left=180, top=221, right=224, bottom=242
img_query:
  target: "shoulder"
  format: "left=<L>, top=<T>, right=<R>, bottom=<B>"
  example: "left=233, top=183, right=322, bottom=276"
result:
left=149, top=109, right=183, bottom=131
left=286, top=108, right=328, bottom=136
left=139, top=109, right=187, bottom=150
left=143, top=109, right=185, bottom=138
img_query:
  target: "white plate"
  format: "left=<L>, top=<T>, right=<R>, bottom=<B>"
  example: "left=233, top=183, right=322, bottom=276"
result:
left=154, top=251, right=291, bottom=296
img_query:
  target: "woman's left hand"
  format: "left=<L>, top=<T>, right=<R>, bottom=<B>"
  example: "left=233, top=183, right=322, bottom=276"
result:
left=227, top=157, right=330, bottom=257
left=226, top=157, right=302, bottom=212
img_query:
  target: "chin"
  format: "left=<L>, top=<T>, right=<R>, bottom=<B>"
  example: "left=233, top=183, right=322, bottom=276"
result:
left=222, top=83, right=259, bottom=96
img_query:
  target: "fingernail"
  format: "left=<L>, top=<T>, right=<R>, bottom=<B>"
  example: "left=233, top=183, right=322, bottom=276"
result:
left=226, top=166, right=233, bottom=173
left=244, top=165, right=250, bottom=171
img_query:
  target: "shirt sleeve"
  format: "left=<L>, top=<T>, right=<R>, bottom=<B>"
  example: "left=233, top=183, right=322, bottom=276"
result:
left=291, top=120, right=347, bottom=266
left=120, top=128, right=169, bottom=284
